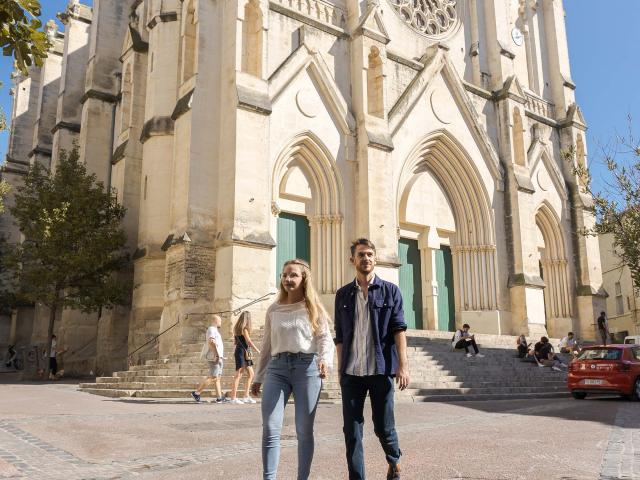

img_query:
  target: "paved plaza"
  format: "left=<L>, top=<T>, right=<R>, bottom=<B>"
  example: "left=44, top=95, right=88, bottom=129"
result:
left=0, top=381, right=638, bottom=479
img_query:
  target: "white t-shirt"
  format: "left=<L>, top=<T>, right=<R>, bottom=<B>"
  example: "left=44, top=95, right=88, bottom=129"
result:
left=254, top=301, right=334, bottom=383
left=50, top=338, right=57, bottom=358
left=206, top=326, right=224, bottom=358
left=559, top=336, right=575, bottom=348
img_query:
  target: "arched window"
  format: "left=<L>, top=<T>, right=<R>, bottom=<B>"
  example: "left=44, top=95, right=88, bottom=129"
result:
left=367, top=46, right=384, bottom=118
left=242, top=0, right=263, bottom=77
left=512, top=107, right=526, bottom=167
left=120, top=63, right=133, bottom=133
left=182, top=0, right=197, bottom=83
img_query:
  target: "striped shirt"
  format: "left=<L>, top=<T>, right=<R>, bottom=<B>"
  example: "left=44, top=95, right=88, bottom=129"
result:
left=345, top=275, right=377, bottom=376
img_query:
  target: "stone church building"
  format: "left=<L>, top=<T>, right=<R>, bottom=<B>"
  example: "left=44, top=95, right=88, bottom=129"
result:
left=1, top=0, right=605, bottom=375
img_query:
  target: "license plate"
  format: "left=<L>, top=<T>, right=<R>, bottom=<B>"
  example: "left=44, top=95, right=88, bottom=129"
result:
left=584, top=379, right=604, bottom=385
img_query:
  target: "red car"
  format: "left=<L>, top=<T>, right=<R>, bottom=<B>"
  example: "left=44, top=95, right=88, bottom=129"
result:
left=568, top=344, right=640, bottom=400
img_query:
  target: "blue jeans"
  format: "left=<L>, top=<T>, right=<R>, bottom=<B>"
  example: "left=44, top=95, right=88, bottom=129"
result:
left=261, top=352, right=322, bottom=480
left=340, top=374, right=401, bottom=480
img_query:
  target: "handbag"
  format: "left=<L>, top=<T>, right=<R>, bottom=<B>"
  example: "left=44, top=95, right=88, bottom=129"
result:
left=244, top=347, right=253, bottom=362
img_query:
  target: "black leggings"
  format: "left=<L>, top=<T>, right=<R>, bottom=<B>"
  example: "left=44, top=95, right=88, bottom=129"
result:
left=455, top=338, right=479, bottom=354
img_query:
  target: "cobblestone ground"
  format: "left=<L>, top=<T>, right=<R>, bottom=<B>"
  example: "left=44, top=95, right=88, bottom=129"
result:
left=0, top=382, right=638, bottom=479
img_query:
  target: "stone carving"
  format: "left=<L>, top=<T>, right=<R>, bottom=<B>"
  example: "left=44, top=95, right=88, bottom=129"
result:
left=388, top=0, right=458, bottom=37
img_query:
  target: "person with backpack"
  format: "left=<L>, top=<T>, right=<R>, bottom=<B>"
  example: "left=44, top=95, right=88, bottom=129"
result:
left=452, top=324, right=485, bottom=357
left=229, top=310, right=261, bottom=404
left=191, top=315, right=228, bottom=403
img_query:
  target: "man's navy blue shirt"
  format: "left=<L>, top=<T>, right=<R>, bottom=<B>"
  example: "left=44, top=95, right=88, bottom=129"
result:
left=334, top=275, right=407, bottom=376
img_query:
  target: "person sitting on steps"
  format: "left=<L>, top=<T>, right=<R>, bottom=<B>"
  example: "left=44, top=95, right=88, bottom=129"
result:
left=516, top=334, right=529, bottom=359
left=533, top=336, right=567, bottom=371
left=452, top=324, right=485, bottom=358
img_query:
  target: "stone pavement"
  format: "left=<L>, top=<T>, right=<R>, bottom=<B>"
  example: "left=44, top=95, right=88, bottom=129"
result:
left=0, top=381, right=638, bottom=479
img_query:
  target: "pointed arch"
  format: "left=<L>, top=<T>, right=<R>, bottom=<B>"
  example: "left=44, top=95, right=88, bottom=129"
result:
left=398, top=130, right=497, bottom=311
left=535, top=201, right=571, bottom=321
left=272, top=132, right=344, bottom=293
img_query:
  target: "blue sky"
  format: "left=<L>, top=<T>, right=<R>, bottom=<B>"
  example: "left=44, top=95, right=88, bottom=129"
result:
left=1, top=0, right=638, bottom=196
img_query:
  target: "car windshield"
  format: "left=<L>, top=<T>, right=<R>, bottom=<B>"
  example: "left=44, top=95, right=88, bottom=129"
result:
left=577, top=348, right=622, bottom=361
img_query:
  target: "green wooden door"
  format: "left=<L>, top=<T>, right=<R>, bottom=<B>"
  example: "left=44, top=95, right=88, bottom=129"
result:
left=435, top=245, right=455, bottom=331
left=276, top=213, right=310, bottom=279
left=398, top=238, right=423, bottom=330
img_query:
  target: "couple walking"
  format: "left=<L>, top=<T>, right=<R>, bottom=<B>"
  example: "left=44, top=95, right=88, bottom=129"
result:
left=252, top=238, right=409, bottom=480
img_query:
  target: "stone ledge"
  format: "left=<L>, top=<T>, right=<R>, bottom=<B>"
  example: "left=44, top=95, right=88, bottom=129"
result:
left=140, top=116, right=174, bottom=143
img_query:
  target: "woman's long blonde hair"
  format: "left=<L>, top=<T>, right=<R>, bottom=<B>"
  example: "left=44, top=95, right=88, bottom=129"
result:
left=278, top=259, right=327, bottom=334
left=233, top=311, right=252, bottom=336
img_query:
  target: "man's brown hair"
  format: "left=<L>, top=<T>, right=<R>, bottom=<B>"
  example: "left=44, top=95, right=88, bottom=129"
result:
left=350, top=238, right=376, bottom=257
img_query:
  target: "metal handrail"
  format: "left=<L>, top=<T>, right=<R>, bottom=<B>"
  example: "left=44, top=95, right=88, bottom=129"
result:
left=127, top=292, right=276, bottom=363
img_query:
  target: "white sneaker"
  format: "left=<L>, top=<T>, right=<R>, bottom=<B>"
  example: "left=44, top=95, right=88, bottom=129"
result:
left=230, top=398, right=244, bottom=405
left=475, top=353, right=485, bottom=358
left=552, top=366, right=562, bottom=372
left=243, top=397, right=257, bottom=404
left=466, top=353, right=473, bottom=358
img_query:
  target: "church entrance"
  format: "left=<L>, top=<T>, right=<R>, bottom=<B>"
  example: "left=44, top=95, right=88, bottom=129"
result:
left=276, top=212, right=310, bottom=279
left=398, top=238, right=423, bottom=330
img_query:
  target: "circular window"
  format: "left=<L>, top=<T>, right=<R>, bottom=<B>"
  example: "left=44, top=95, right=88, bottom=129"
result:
left=388, top=0, right=459, bottom=38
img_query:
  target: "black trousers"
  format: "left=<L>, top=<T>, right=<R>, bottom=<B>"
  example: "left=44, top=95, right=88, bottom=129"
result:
left=455, top=338, right=479, bottom=354
left=517, top=344, right=528, bottom=358
left=49, top=357, right=57, bottom=375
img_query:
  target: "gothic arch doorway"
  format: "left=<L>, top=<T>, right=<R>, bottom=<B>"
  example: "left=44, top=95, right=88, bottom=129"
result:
left=272, top=133, right=344, bottom=293
left=398, top=131, right=498, bottom=331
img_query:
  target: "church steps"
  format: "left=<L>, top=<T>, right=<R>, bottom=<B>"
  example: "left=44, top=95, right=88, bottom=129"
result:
left=79, top=330, right=569, bottom=401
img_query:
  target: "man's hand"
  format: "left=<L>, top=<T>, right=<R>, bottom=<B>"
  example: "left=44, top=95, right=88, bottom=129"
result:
left=395, top=364, right=410, bottom=391
left=250, top=383, right=261, bottom=396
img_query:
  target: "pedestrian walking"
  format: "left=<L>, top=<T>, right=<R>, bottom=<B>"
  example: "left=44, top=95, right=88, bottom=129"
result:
left=334, top=238, right=409, bottom=480
left=251, top=258, right=334, bottom=480
left=229, top=311, right=261, bottom=404
left=191, top=315, right=227, bottom=403
left=597, top=311, right=609, bottom=345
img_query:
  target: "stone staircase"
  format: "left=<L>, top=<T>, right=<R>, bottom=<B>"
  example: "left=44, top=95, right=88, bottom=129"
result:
left=79, top=330, right=569, bottom=402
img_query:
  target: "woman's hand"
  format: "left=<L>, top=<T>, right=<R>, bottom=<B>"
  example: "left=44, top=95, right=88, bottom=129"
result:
left=251, top=382, right=262, bottom=396
left=318, top=360, right=328, bottom=379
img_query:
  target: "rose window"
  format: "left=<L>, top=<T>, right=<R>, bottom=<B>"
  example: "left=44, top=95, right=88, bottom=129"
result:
left=388, top=0, right=459, bottom=37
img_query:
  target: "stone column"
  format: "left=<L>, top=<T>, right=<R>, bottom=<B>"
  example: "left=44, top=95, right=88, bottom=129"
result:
left=133, top=0, right=181, bottom=358
left=51, top=1, right=92, bottom=171
left=30, top=22, right=65, bottom=169
left=348, top=0, right=398, bottom=281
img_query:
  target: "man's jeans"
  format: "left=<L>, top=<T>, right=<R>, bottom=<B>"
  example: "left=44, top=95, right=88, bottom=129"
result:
left=340, top=374, right=401, bottom=479
left=261, top=352, right=322, bottom=480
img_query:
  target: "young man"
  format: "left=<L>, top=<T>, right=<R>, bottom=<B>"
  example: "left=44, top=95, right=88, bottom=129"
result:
left=192, top=315, right=228, bottom=403
left=558, top=332, right=576, bottom=354
left=534, top=336, right=567, bottom=371
left=597, top=312, right=608, bottom=345
left=452, top=324, right=485, bottom=358
left=334, top=238, right=409, bottom=480
left=48, top=335, right=68, bottom=380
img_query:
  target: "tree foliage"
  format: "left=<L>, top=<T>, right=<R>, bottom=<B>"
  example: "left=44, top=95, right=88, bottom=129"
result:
left=569, top=124, right=640, bottom=294
left=0, top=180, right=9, bottom=214
left=0, top=0, right=50, bottom=74
left=6, top=146, right=130, bottom=312
left=4, top=146, right=130, bottom=375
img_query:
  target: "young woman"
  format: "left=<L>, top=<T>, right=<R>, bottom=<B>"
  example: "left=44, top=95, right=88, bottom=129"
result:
left=230, top=311, right=261, bottom=404
left=251, top=259, right=334, bottom=480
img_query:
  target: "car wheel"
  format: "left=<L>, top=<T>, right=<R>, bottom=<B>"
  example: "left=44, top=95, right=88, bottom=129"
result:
left=632, top=378, right=640, bottom=402
left=571, top=392, right=587, bottom=400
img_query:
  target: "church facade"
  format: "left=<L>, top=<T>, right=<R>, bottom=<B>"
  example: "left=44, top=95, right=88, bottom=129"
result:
left=0, top=0, right=605, bottom=375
